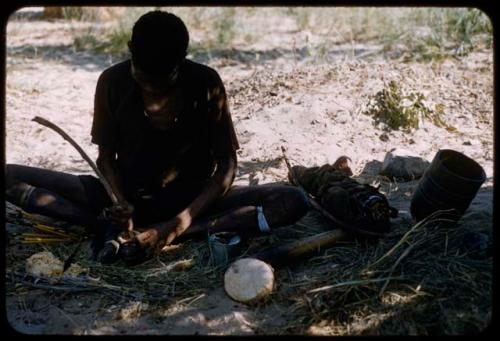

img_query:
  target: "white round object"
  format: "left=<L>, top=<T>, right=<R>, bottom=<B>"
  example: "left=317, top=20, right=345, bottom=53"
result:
left=224, top=258, right=274, bottom=303
left=25, top=251, right=86, bottom=278
left=25, top=251, right=63, bottom=278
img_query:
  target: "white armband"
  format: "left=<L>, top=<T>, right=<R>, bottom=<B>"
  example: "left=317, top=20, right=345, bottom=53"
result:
left=257, top=206, right=271, bottom=234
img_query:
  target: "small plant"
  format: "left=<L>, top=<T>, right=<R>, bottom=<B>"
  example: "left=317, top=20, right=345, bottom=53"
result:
left=213, top=8, right=236, bottom=47
left=71, top=8, right=150, bottom=56
left=103, top=20, right=133, bottom=55
left=446, top=8, right=492, bottom=46
left=62, top=7, right=100, bottom=21
left=364, top=80, right=456, bottom=132
left=295, top=8, right=311, bottom=31
left=72, top=28, right=102, bottom=51
left=73, top=26, right=128, bottom=55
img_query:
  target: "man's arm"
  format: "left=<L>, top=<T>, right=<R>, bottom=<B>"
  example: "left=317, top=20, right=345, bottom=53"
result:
left=162, top=70, right=239, bottom=244
left=162, top=150, right=237, bottom=245
left=96, top=145, right=134, bottom=228
left=91, top=70, right=134, bottom=228
left=96, top=145, right=127, bottom=203
left=135, top=69, right=239, bottom=248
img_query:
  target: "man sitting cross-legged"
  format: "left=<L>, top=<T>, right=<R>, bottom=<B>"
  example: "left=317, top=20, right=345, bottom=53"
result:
left=5, top=10, right=310, bottom=265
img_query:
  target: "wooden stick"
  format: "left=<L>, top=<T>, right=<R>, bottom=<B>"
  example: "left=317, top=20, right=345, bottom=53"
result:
left=32, top=116, right=118, bottom=204
left=252, top=229, right=347, bottom=266
left=32, top=115, right=135, bottom=275
left=22, top=239, right=71, bottom=244
left=32, top=116, right=134, bottom=237
left=32, top=225, right=77, bottom=239
left=22, top=233, right=73, bottom=240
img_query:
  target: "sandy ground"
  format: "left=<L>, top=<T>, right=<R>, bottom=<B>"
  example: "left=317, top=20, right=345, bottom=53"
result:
left=4, top=8, right=494, bottom=335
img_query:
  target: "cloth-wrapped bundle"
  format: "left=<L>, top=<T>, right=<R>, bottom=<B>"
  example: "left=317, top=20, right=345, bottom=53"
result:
left=289, top=163, right=397, bottom=234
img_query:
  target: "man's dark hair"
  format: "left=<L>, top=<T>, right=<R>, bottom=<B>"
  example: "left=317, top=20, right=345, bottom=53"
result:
left=129, top=10, right=189, bottom=75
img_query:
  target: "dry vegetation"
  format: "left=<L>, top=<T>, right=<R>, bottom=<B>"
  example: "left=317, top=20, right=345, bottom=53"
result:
left=5, top=6, right=493, bottom=335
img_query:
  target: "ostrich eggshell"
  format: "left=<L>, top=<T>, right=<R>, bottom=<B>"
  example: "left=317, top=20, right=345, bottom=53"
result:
left=224, top=258, right=274, bottom=303
left=25, top=251, right=86, bottom=278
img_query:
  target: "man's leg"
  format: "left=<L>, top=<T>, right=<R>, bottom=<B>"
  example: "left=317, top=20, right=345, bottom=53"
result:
left=5, top=164, right=119, bottom=261
left=5, top=164, right=99, bottom=226
left=174, top=184, right=310, bottom=242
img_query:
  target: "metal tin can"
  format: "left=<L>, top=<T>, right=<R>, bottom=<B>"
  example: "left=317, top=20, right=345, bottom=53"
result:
left=208, top=232, right=241, bottom=267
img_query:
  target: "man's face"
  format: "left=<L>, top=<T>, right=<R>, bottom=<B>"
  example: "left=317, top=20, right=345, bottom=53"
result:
left=131, top=62, right=181, bottom=131
left=131, top=62, right=180, bottom=95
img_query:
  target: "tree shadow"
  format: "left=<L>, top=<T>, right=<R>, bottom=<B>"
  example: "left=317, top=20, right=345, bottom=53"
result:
left=6, top=41, right=380, bottom=74
left=6, top=6, right=392, bottom=75
left=6, top=44, right=116, bottom=72
left=8, top=8, right=45, bottom=21
left=189, top=45, right=381, bottom=66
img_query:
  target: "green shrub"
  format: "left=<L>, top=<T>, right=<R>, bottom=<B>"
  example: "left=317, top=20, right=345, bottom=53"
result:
left=71, top=8, right=151, bottom=56
left=66, top=7, right=492, bottom=63
left=213, top=8, right=236, bottom=47
left=364, top=80, right=456, bottom=132
left=62, top=7, right=99, bottom=21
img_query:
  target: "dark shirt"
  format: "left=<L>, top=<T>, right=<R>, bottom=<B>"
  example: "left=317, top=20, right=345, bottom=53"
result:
left=91, top=59, right=239, bottom=200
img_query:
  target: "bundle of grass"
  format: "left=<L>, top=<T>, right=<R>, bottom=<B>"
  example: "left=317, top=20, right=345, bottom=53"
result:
left=281, top=210, right=492, bottom=335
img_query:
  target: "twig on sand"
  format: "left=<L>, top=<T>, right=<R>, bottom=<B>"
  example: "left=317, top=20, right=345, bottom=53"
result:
left=177, top=293, right=206, bottom=307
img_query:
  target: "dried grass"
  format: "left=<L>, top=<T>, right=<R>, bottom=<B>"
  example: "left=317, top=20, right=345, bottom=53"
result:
left=276, top=210, right=492, bottom=335
left=60, top=7, right=492, bottom=63
left=5, top=191, right=492, bottom=335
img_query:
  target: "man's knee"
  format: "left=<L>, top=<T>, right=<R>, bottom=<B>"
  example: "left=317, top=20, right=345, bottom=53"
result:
left=273, top=186, right=309, bottom=223
left=5, top=164, right=27, bottom=198
left=287, top=186, right=310, bottom=218
left=5, top=164, right=19, bottom=187
left=5, top=164, right=38, bottom=207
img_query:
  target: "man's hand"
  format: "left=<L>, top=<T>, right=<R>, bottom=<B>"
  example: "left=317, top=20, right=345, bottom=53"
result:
left=120, top=211, right=191, bottom=265
left=101, top=201, right=134, bottom=230
left=139, top=211, right=191, bottom=247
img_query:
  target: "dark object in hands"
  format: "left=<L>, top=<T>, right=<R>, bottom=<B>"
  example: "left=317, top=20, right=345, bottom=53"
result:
left=119, top=239, right=152, bottom=266
left=96, top=240, right=121, bottom=264
left=90, top=218, right=122, bottom=264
